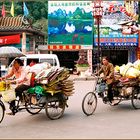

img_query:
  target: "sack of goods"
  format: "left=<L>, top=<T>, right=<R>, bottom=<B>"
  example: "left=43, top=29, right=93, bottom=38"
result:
left=116, top=61, right=140, bottom=79
left=2, top=89, right=16, bottom=102
left=120, top=87, right=133, bottom=97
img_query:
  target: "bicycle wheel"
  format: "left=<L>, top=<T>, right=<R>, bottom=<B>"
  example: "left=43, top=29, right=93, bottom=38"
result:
left=45, top=99, right=65, bottom=120
left=131, top=88, right=140, bottom=109
left=0, top=101, right=5, bottom=123
left=82, top=92, right=97, bottom=116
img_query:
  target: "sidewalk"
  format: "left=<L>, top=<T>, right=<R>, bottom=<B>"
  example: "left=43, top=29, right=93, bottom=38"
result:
left=69, top=74, right=96, bottom=81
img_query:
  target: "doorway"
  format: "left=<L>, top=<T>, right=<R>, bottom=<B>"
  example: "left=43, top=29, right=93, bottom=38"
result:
left=53, top=51, right=79, bottom=69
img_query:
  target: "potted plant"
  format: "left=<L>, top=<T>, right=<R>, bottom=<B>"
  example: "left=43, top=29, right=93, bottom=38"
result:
left=75, top=50, right=89, bottom=77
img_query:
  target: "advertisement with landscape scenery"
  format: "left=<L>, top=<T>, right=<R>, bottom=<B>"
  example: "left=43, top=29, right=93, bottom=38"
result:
left=48, top=1, right=93, bottom=46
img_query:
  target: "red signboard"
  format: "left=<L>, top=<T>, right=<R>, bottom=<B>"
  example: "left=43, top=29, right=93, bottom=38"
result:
left=0, top=34, right=20, bottom=45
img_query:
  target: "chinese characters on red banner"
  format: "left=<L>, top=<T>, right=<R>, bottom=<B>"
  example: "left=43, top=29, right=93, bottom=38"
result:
left=0, top=34, right=20, bottom=45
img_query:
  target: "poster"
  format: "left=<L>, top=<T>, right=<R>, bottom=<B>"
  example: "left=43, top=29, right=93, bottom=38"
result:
left=94, top=1, right=139, bottom=46
left=48, top=1, right=93, bottom=45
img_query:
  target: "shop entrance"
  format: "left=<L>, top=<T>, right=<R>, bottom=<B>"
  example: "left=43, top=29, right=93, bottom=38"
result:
left=102, top=50, right=128, bottom=66
left=53, top=51, right=79, bottom=69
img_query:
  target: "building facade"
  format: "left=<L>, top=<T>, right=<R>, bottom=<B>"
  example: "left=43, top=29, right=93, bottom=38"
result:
left=0, top=15, right=45, bottom=65
left=47, top=1, right=139, bottom=72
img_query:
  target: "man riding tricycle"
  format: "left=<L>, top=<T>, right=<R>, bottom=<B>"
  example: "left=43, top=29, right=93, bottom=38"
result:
left=82, top=56, right=140, bottom=116
left=0, top=58, right=74, bottom=123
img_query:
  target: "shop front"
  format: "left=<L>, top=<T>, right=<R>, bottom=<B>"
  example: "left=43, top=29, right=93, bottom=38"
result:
left=38, top=44, right=93, bottom=73
left=0, top=16, right=45, bottom=53
left=93, top=0, right=139, bottom=67
left=94, top=34, right=139, bottom=66
left=0, top=15, right=45, bottom=65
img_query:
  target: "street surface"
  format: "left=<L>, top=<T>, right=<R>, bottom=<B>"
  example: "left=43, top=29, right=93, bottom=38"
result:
left=0, top=76, right=140, bottom=139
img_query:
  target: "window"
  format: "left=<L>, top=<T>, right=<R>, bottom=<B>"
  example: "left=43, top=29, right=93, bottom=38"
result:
left=40, top=58, right=56, bottom=66
left=27, top=59, right=39, bottom=65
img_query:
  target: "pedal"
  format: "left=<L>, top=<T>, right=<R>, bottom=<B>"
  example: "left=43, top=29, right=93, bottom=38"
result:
left=103, top=97, right=109, bottom=104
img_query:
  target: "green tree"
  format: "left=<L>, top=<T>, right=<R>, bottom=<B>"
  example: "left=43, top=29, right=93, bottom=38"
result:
left=0, top=1, right=48, bottom=40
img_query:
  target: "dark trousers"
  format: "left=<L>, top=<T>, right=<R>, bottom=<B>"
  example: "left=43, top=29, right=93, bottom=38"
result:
left=107, top=83, right=113, bottom=102
left=9, top=84, right=30, bottom=112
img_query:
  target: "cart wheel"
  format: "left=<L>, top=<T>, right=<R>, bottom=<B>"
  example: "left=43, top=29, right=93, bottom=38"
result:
left=0, top=100, right=5, bottom=123
left=25, top=102, right=43, bottom=115
left=45, top=99, right=65, bottom=120
left=25, top=94, right=43, bottom=115
left=82, top=92, right=97, bottom=116
left=131, top=88, right=140, bottom=109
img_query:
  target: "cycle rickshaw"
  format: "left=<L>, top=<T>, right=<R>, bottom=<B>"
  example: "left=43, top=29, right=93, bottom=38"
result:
left=0, top=67, right=74, bottom=123
left=82, top=75, right=140, bottom=116
left=0, top=46, right=75, bottom=123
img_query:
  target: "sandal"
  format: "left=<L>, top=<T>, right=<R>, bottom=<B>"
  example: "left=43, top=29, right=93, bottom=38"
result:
left=110, top=100, right=118, bottom=106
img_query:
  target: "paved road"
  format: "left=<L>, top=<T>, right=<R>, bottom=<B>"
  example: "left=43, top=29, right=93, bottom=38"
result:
left=0, top=78, right=140, bottom=139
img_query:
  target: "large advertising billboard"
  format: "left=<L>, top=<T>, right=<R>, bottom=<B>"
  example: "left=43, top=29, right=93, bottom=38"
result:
left=48, top=1, right=139, bottom=47
left=94, top=1, right=139, bottom=47
left=48, top=1, right=93, bottom=46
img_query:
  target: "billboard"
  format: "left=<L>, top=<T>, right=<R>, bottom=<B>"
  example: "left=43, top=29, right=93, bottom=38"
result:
left=48, top=1, right=93, bottom=46
left=94, top=1, right=139, bottom=46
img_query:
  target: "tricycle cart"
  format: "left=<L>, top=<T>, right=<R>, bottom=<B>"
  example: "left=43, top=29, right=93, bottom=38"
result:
left=0, top=67, right=74, bottom=122
left=82, top=75, right=140, bottom=116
